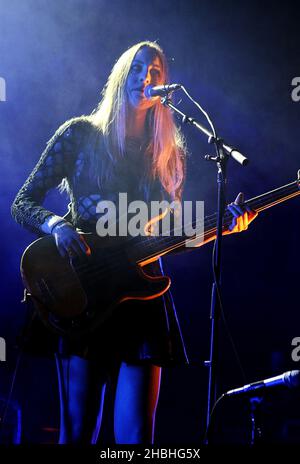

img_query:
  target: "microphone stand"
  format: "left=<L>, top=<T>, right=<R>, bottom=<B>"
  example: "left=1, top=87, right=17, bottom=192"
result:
left=250, top=396, right=264, bottom=445
left=161, top=95, right=249, bottom=443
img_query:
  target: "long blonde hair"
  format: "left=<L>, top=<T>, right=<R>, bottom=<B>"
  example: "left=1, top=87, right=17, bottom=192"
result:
left=90, top=41, right=186, bottom=200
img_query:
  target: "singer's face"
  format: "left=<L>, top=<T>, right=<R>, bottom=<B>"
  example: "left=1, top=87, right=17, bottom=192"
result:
left=126, top=47, right=164, bottom=111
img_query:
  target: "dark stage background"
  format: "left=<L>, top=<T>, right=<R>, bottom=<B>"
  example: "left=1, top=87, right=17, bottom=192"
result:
left=0, top=0, right=299, bottom=444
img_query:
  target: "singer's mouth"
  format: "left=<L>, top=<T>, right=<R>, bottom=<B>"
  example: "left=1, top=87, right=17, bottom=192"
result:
left=132, top=86, right=145, bottom=92
left=131, top=89, right=145, bottom=100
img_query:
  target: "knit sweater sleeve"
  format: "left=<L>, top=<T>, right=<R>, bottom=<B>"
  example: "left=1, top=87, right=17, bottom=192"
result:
left=11, top=119, right=82, bottom=235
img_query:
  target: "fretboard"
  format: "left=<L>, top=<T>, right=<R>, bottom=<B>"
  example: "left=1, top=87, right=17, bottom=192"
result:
left=133, top=177, right=300, bottom=265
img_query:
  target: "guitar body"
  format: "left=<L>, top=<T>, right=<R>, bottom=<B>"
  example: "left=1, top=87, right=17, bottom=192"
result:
left=21, top=234, right=170, bottom=338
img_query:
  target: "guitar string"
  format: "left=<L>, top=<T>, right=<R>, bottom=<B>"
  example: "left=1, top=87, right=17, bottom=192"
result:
left=73, top=180, right=299, bottom=271
left=77, top=180, right=299, bottom=266
left=42, top=182, right=300, bottom=295
left=74, top=180, right=300, bottom=270
left=53, top=182, right=300, bottom=288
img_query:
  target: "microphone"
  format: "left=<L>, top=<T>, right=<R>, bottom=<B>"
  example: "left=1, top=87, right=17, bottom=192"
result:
left=224, top=370, right=300, bottom=397
left=144, top=83, right=182, bottom=99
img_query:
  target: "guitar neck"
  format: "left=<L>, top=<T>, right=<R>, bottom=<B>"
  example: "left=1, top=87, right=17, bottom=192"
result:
left=245, top=179, right=300, bottom=212
left=135, top=177, right=300, bottom=265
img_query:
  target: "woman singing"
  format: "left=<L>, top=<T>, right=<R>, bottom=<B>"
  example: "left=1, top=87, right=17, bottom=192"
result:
left=11, top=41, right=256, bottom=444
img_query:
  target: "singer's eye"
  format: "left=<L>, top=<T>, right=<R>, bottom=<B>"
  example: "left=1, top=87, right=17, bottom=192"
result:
left=130, top=64, right=142, bottom=73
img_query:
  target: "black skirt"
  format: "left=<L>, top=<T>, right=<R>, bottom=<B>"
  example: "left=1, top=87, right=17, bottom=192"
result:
left=57, top=291, right=189, bottom=368
left=20, top=263, right=189, bottom=369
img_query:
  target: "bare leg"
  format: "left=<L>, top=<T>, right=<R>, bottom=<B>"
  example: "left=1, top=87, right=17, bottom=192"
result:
left=55, top=354, right=108, bottom=444
left=114, top=362, right=161, bottom=444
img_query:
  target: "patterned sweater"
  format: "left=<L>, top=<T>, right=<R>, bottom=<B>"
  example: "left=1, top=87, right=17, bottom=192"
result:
left=11, top=117, right=167, bottom=235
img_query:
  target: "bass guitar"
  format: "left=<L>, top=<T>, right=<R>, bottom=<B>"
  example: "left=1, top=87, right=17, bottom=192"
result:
left=20, top=172, right=300, bottom=339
